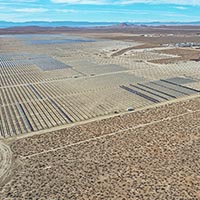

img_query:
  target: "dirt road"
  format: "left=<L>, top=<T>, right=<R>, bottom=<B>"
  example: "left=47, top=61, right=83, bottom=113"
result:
left=0, top=140, right=12, bottom=186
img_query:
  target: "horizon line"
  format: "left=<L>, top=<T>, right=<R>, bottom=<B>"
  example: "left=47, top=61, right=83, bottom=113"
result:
left=1, top=20, right=200, bottom=23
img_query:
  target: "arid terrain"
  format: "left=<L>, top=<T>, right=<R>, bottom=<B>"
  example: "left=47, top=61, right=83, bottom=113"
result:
left=0, top=26, right=200, bottom=199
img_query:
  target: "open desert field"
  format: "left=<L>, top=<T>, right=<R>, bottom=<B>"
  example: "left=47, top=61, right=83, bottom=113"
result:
left=0, top=96, right=200, bottom=199
left=0, top=26, right=200, bottom=199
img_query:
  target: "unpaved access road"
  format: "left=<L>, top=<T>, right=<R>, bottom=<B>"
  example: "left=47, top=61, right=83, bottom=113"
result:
left=0, top=140, right=12, bottom=186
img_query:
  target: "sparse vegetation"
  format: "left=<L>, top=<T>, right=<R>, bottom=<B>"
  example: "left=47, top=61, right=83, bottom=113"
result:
left=0, top=26, right=200, bottom=200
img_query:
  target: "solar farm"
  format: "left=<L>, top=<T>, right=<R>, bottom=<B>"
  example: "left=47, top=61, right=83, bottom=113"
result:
left=0, top=34, right=200, bottom=138
left=0, top=31, right=200, bottom=199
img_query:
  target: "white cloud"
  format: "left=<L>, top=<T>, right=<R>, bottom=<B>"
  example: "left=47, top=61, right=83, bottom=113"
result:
left=51, top=0, right=200, bottom=5
left=9, top=0, right=38, bottom=2
left=119, top=0, right=200, bottom=5
left=13, top=8, right=48, bottom=13
left=51, top=0, right=107, bottom=4
left=55, top=9, right=77, bottom=13
left=175, top=6, right=188, bottom=10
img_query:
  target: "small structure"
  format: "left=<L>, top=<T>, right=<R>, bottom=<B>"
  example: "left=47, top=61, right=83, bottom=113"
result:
left=127, top=107, right=134, bottom=112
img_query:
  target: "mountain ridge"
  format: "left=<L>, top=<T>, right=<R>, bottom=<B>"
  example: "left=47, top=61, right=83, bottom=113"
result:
left=1, top=21, right=200, bottom=28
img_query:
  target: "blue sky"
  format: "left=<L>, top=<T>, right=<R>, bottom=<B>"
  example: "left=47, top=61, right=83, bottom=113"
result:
left=0, top=0, right=200, bottom=22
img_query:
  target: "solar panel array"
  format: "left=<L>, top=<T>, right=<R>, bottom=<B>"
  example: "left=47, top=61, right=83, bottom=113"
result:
left=1, top=34, right=200, bottom=138
left=121, top=77, right=199, bottom=106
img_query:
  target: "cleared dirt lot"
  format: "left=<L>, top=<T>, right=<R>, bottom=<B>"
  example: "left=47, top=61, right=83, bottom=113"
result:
left=150, top=48, right=200, bottom=64
left=0, top=96, right=200, bottom=199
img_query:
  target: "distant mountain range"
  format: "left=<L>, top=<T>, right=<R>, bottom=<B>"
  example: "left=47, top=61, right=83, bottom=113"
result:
left=0, top=21, right=116, bottom=28
left=1, top=21, right=200, bottom=28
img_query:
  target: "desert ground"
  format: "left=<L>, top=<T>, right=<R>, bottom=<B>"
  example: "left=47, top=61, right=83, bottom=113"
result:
left=0, top=26, right=200, bottom=199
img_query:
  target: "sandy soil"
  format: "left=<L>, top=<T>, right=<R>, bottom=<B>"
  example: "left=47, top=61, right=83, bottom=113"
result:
left=150, top=48, right=200, bottom=64
left=0, top=26, right=200, bottom=199
left=0, top=141, right=12, bottom=187
left=0, top=95, right=200, bottom=199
